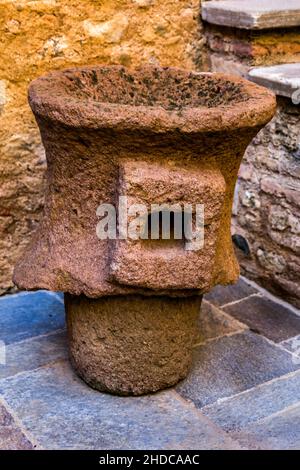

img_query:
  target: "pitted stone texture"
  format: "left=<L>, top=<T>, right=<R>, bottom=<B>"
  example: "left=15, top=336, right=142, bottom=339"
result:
left=111, top=161, right=226, bottom=290
left=13, top=65, right=276, bottom=298
left=65, top=294, right=202, bottom=396
left=202, top=1, right=300, bottom=30
left=0, top=0, right=204, bottom=295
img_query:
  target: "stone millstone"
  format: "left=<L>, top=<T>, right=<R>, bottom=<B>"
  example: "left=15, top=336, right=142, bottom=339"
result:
left=13, top=65, right=276, bottom=395
left=65, top=294, right=202, bottom=395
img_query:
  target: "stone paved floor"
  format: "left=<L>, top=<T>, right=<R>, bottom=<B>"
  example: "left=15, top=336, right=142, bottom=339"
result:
left=0, top=278, right=300, bottom=450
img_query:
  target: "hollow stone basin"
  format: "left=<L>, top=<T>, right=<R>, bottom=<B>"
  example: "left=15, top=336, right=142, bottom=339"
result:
left=13, top=65, right=276, bottom=395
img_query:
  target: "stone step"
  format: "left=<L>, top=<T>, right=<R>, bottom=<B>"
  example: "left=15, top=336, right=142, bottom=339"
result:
left=223, top=293, right=300, bottom=343
left=202, top=369, right=300, bottom=432
left=202, top=0, right=300, bottom=30
left=249, top=63, right=300, bottom=101
left=176, top=330, right=300, bottom=408
left=229, top=401, right=300, bottom=450
left=0, top=291, right=65, bottom=345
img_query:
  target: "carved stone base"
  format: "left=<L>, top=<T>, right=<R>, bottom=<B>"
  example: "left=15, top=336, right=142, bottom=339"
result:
left=65, top=294, right=202, bottom=396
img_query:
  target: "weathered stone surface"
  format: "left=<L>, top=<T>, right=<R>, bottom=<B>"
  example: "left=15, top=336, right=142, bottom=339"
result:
left=0, top=80, right=7, bottom=111
left=0, top=291, right=65, bottom=344
left=112, top=161, right=226, bottom=291
left=195, top=299, right=246, bottom=345
left=13, top=65, right=276, bottom=297
left=209, top=54, right=249, bottom=78
left=230, top=402, right=300, bottom=450
left=202, top=1, right=300, bottom=311
left=202, top=1, right=300, bottom=30
left=249, top=63, right=300, bottom=99
left=82, top=15, right=129, bottom=43
left=12, top=65, right=275, bottom=395
left=204, top=277, right=258, bottom=307
left=0, top=361, right=241, bottom=450
left=224, top=295, right=300, bottom=342
left=203, top=0, right=300, bottom=314
left=0, top=0, right=204, bottom=294
left=0, top=402, right=34, bottom=450
left=176, top=331, right=299, bottom=408
left=202, top=369, right=300, bottom=431
left=0, top=331, right=67, bottom=380
left=65, top=294, right=202, bottom=395
left=204, top=23, right=300, bottom=70
left=232, top=97, right=300, bottom=308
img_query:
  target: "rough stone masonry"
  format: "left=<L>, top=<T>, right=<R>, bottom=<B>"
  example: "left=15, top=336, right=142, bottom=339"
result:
left=202, top=1, right=300, bottom=308
left=232, top=97, right=300, bottom=308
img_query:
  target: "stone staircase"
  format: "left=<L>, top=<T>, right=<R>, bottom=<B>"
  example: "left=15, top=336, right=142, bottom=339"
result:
left=249, top=63, right=300, bottom=101
left=202, top=0, right=300, bottom=30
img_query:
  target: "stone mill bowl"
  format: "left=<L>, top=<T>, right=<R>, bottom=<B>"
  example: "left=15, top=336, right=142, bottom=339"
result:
left=14, top=65, right=276, bottom=395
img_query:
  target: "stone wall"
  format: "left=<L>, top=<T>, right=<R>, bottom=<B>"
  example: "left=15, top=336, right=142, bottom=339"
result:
left=206, top=24, right=300, bottom=72
left=232, top=97, right=300, bottom=308
left=201, top=2, right=300, bottom=307
left=0, top=0, right=205, bottom=294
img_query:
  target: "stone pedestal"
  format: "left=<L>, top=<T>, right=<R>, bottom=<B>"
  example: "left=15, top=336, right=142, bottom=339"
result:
left=65, top=294, right=202, bottom=395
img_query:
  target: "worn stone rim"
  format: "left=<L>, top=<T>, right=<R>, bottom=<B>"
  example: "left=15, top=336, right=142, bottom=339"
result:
left=28, top=65, right=276, bottom=133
